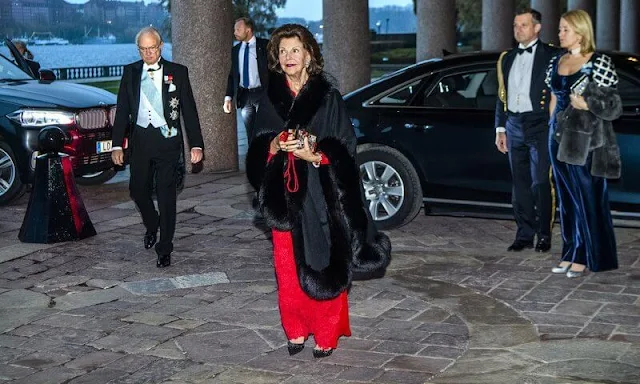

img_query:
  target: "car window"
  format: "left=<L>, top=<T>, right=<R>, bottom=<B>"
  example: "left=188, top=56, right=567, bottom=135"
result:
left=423, top=70, right=498, bottom=109
left=617, top=74, right=640, bottom=107
left=375, top=79, right=422, bottom=105
left=0, top=54, right=32, bottom=81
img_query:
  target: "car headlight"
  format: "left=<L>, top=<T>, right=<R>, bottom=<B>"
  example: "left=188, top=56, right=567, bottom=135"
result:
left=6, top=109, right=76, bottom=127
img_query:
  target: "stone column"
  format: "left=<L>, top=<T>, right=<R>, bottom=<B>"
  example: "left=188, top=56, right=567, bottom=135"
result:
left=482, top=0, right=515, bottom=51
left=620, top=0, right=640, bottom=53
left=172, top=0, right=237, bottom=172
left=567, top=0, right=596, bottom=21
left=531, top=0, right=561, bottom=44
left=416, top=0, right=456, bottom=61
left=323, top=0, right=370, bottom=94
left=597, top=0, right=620, bottom=50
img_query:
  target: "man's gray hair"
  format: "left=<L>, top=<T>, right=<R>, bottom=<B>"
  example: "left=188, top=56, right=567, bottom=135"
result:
left=135, top=26, right=163, bottom=46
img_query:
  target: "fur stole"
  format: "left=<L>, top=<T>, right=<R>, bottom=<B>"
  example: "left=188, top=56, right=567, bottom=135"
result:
left=555, top=82, right=622, bottom=179
left=246, top=73, right=391, bottom=300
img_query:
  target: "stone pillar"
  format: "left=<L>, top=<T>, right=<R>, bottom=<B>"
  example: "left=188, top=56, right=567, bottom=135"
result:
left=482, top=0, right=515, bottom=50
left=172, top=0, right=237, bottom=172
left=597, top=0, right=620, bottom=50
left=531, top=0, right=561, bottom=44
left=567, top=0, right=596, bottom=21
left=620, top=0, right=640, bottom=53
left=416, top=0, right=456, bottom=61
left=323, top=0, right=370, bottom=94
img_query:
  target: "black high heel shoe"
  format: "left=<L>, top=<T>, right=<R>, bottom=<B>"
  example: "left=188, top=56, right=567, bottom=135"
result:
left=312, top=348, right=334, bottom=358
left=287, top=341, right=305, bottom=356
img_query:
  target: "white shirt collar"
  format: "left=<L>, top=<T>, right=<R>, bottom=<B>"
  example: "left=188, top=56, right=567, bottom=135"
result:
left=245, top=36, right=256, bottom=46
left=518, top=39, right=539, bottom=49
left=143, top=59, right=162, bottom=71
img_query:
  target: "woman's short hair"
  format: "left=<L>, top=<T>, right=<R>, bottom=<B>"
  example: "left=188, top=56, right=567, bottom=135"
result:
left=135, top=26, right=163, bottom=46
left=562, top=9, right=596, bottom=54
left=267, top=24, right=324, bottom=76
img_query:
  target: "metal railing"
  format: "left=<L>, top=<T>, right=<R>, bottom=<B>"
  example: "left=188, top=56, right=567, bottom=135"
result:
left=52, top=65, right=124, bottom=80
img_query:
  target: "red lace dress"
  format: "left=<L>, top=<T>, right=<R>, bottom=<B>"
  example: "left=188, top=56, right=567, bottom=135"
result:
left=266, top=120, right=351, bottom=348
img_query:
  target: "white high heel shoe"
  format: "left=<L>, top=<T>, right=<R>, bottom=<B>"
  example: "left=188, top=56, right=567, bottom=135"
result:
left=551, top=264, right=571, bottom=274
left=566, top=268, right=586, bottom=278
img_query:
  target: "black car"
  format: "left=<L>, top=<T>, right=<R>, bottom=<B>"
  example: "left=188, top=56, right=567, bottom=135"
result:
left=345, top=51, right=640, bottom=229
left=0, top=39, right=119, bottom=205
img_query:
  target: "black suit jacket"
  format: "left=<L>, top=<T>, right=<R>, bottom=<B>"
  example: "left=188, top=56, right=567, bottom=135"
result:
left=495, top=42, right=562, bottom=128
left=225, top=38, right=269, bottom=99
left=112, top=58, right=204, bottom=150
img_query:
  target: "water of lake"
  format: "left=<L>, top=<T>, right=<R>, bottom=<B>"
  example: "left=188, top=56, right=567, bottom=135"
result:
left=0, top=44, right=173, bottom=69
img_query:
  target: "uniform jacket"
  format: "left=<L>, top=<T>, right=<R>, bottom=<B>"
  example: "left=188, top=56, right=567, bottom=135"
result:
left=495, top=41, right=561, bottom=128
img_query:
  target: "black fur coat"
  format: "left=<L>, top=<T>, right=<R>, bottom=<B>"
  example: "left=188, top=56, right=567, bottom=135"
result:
left=555, top=81, right=622, bottom=179
left=246, top=73, right=391, bottom=300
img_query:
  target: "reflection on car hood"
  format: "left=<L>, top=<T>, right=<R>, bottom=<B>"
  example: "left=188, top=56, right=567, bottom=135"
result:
left=0, top=80, right=116, bottom=109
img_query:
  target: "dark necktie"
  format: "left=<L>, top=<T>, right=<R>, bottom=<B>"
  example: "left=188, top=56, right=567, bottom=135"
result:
left=242, top=42, right=250, bottom=88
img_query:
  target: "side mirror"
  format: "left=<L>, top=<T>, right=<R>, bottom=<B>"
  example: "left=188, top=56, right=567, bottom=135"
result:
left=39, top=70, right=56, bottom=82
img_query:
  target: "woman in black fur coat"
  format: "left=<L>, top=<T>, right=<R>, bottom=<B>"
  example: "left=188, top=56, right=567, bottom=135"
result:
left=246, top=24, right=391, bottom=358
left=546, top=10, right=620, bottom=278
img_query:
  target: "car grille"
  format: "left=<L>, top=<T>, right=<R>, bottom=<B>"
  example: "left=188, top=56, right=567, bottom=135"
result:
left=108, top=106, right=117, bottom=126
left=77, top=108, right=108, bottom=130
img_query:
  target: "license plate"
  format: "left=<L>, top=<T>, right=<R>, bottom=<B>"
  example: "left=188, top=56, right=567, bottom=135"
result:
left=96, top=138, right=127, bottom=154
left=96, top=140, right=113, bottom=153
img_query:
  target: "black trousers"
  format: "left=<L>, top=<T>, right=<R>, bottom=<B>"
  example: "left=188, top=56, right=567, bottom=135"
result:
left=237, top=87, right=265, bottom=144
left=506, top=113, right=553, bottom=242
left=129, top=125, right=181, bottom=255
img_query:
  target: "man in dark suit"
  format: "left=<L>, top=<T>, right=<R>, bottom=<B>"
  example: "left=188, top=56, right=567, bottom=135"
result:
left=111, top=27, right=204, bottom=268
left=223, top=17, right=269, bottom=143
left=495, top=8, right=561, bottom=253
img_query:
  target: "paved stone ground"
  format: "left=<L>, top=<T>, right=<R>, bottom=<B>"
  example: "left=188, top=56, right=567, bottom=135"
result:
left=0, top=172, right=639, bottom=384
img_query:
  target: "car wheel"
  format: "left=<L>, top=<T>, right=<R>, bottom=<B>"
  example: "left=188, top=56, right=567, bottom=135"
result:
left=0, top=141, right=26, bottom=205
left=75, top=168, right=117, bottom=186
left=357, top=145, right=423, bottom=230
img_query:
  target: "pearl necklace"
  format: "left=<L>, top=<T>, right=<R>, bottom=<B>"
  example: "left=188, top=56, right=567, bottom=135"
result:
left=569, top=47, right=581, bottom=56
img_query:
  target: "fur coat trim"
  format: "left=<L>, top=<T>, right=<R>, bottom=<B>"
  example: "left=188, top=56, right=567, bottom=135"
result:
left=246, top=74, right=391, bottom=300
left=555, top=82, right=622, bottom=179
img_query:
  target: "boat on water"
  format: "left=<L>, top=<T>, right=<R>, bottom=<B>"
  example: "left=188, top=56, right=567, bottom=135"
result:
left=83, top=34, right=117, bottom=45
left=83, top=27, right=116, bottom=45
left=27, top=32, right=70, bottom=46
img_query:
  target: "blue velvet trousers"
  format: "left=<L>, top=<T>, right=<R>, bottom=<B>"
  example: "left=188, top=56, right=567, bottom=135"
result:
left=548, top=128, right=618, bottom=271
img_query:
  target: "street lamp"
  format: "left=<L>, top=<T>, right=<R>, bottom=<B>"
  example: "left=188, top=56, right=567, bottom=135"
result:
left=375, top=20, right=381, bottom=34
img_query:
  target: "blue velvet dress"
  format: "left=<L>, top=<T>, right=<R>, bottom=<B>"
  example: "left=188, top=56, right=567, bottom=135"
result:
left=546, top=54, right=618, bottom=272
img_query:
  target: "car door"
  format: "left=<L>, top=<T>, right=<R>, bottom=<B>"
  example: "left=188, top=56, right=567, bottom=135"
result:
left=375, top=64, right=511, bottom=202
left=609, top=72, right=640, bottom=207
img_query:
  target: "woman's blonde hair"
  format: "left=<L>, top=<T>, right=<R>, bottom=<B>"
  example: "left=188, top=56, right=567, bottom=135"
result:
left=561, top=9, right=596, bottom=54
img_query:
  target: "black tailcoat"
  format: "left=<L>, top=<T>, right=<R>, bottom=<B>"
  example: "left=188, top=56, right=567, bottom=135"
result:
left=246, top=73, right=391, bottom=300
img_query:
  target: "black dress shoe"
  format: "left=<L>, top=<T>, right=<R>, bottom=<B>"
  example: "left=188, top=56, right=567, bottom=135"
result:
left=507, top=240, right=534, bottom=251
left=144, top=231, right=157, bottom=249
left=312, top=348, right=334, bottom=358
left=287, top=341, right=304, bottom=356
left=535, top=238, right=551, bottom=252
left=156, top=254, right=171, bottom=268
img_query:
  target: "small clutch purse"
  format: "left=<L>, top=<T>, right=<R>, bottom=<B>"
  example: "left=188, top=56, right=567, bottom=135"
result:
left=570, top=74, right=590, bottom=96
left=290, top=126, right=317, bottom=152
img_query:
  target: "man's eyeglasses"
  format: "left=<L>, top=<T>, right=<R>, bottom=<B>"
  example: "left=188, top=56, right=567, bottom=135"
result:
left=138, top=46, right=159, bottom=53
